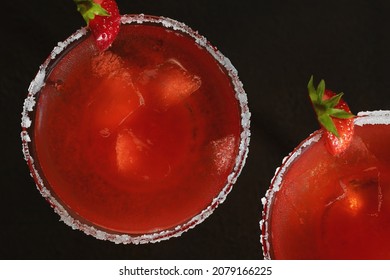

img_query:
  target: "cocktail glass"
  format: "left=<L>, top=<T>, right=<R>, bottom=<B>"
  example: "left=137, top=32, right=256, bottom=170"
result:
left=21, top=14, right=250, bottom=244
left=261, top=110, right=390, bottom=259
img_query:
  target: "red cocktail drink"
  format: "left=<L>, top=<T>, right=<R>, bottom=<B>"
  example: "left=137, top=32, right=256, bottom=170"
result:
left=261, top=111, right=390, bottom=259
left=21, top=15, right=250, bottom=243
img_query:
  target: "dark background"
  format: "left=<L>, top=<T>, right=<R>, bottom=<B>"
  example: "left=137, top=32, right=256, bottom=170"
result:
left=1, top=0, right=390, bottom=259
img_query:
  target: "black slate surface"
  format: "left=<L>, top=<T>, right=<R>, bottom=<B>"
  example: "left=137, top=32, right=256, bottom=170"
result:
left=1, top=0, right=390, bottom=259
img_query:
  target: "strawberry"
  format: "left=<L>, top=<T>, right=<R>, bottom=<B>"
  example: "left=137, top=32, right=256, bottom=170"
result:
left=308, top=76, right=355, bottom=155
left=74, top=0, right=120, bottom=51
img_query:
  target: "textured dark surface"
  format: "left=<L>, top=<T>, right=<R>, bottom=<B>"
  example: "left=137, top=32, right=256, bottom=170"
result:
left=1, top=0, right=390, bottom=259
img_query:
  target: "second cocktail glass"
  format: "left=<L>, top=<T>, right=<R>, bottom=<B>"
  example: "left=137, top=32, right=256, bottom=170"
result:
left=261, top=111, right=390, bottom=259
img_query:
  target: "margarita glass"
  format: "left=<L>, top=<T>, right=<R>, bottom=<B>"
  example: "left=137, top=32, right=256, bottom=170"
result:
left=21, top=14, right=250, bottom=244
left=261, top=111, right=390, bottom=259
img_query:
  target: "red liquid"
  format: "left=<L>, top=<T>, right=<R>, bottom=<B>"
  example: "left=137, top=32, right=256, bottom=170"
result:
left=265, top=124, right=390, bottom=259
left=33, top=23, right=241, bottom=234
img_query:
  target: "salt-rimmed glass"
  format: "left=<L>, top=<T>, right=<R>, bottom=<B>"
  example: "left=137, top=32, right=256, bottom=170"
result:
left=261, top=110, right=390, bottom=259
left=21, top=14, right=250, bottom=244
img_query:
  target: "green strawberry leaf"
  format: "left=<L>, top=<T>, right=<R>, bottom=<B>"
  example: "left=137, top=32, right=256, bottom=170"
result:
left=324, top=92, right=343, bottom=109
left=318, top=113, right=340, bottom=137
left=73, top=0, right=109, bottom=25
left=308, top=76, right=318, bottom=102
left=329, top=108, right=355, bottom=119
left=316, top=79, right=325, bottom=101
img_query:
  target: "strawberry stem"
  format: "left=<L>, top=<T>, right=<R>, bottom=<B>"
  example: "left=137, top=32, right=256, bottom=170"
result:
left=308, top=76, right=355, bottom=138
left=73, top=0, right=109, bottom=25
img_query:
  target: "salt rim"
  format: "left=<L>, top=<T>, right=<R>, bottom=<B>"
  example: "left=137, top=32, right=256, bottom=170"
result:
left=21, top=14, right=251, bottom=244
left=260, top=110, right=390, bottom=259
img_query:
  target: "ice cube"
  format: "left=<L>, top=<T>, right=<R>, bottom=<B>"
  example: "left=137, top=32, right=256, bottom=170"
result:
left=115, top=129, right=148, bottom=175
left=115, top=129, right=171, bottom=181
left=338, top=167, right=382, bottom=215
left=339, top=135, right=377, bottom=164
left=209, top=134, right=237, bottom=174
left=329, top=136, right=382, bottom=214
left=88, top=70, right=144, bottom=136
left=91, top=51, right=124, bottom=78
left=138, top=59, right=201, bottom=110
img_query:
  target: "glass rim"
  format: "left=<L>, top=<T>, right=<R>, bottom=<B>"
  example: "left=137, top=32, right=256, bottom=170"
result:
left=260, top=110, right=390, bottom=259
left=21, top=14, right=251, bottom=244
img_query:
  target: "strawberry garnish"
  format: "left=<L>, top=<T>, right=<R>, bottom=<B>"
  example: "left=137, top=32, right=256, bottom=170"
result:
left=308, top=76, right=355, bottom=155
left=74, top=0, right=120, bottom=51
